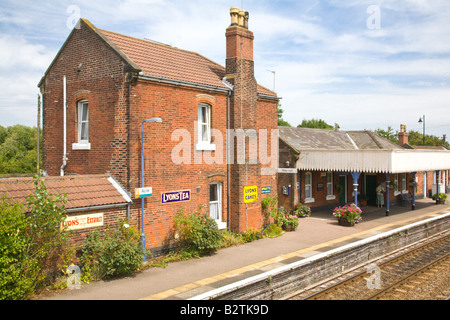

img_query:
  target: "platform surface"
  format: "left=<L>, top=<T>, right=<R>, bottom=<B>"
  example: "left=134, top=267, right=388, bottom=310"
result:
left=40, top=199, right=450, bottom=300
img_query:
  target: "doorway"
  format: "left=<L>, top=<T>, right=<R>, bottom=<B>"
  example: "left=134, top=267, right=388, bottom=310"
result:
left=366, top=175, right=377, bottom=206
left=338, top=175, right=347, bottom=206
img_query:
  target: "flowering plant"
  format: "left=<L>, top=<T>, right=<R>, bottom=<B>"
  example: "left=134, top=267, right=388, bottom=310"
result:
left=332, top=203, right=362, bottom=224
left=296, top=204, right=311, bottom=218
left=276, top=209, right=299, bottom=230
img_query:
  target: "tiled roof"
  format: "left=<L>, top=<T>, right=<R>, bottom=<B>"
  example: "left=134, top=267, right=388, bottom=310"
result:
left=95, top=24, right=276, bottom=96
left=279, top=127, right=404, bottom=152
left=0, top=174, right=131, bottom=212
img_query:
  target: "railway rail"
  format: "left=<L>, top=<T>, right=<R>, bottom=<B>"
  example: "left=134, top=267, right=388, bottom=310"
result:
left=287, top=231, right=450, bottom=300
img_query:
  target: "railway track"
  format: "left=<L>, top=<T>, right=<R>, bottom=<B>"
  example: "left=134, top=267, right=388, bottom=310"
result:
left=287, top=231, right=450, bottom=300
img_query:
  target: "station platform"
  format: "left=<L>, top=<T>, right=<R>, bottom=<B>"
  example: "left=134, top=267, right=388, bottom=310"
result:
left=40, top=198, right=450, bottom=300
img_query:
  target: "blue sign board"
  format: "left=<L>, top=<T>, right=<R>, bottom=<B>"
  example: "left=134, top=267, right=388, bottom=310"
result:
left=161, top=190, right=191, bottom=204
left=261, top=186, right=271, bottom=194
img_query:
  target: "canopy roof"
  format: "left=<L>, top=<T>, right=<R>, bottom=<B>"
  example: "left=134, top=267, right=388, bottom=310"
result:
left=279, top=127, right=450, bottom=174
left=297, top=149, right=450, bottom=174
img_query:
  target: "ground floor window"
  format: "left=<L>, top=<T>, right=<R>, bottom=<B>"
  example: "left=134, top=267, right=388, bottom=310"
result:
left=304, top=172, right=314, bottom=203
left=209, top=183, right=226, bottom=229
left=326, top=172, right=335, bottom=200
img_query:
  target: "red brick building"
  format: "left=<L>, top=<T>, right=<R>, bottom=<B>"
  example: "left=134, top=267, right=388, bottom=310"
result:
left=38, top=8, right=279, bottom=254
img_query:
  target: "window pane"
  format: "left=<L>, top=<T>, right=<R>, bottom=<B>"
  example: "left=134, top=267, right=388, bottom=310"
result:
left=305, top=173, right=311, bottom=185
left=305, top=186, right=311, bottom=199
left=80, top=123, right=88, bottom=141
left=201, top=124, right=208, bottom=142
left=210, top=184, right=218, bottom=202
left=327, top=173, right=332, bottom=183
left=81, top=103, right=88, bottom=121
left=327, top=184, right=332, bottom=196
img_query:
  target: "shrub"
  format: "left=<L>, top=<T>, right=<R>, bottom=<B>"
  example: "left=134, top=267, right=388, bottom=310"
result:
left=173, top=207, right=222, bottom=255
left=262, top=224, right=283, bottom=238
left=240, top=228, right=263, bottom=242
left=0, top=196, right=39, bottom=300
left=80, top=221, right=143, bottom=281
left=25, top=176, right=69, bottom=285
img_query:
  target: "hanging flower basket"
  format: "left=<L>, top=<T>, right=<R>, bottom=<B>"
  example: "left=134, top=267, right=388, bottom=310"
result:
left=333, top=204, right=362, bottom=227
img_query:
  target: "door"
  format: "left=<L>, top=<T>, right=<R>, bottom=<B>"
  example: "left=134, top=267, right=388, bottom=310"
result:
left=338, top=176, right=347, bottom=205
left=366, top=175, right=378, bottom=206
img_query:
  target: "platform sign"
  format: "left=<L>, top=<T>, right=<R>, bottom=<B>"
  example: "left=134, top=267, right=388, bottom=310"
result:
left=244, top=186, right=258, bottom=203
left=278, top=168, right=297, bottom=173
left=135, top=187, right=153, bottom=198
left=261, top=186, right=271, bottom=194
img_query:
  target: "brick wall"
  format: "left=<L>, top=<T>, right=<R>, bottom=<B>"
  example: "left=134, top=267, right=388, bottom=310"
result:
left=40, top=20, right=130, bottom=189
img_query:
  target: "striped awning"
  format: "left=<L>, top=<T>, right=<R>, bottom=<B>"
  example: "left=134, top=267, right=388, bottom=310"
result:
left=297, top=149, right=450, bottom=174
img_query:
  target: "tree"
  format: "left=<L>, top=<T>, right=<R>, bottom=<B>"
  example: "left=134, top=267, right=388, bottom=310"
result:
left=0, top=125, right=41, bottom=174
left=374, top=126, right=399, bottom=144
left=374, top=126, right=449, bottom=148
left=297, top=118, right=333, bottom=130
left=277, top=104, right=291, bottom=127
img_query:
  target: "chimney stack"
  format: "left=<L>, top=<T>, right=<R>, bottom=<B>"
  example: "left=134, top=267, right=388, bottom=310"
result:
left=225, top=6, right=256, bottom=128
left=398, top=124, right=409, bottom=146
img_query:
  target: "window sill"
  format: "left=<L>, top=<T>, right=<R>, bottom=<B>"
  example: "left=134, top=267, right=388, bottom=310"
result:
left=216, top=221, right=227, bottom=230
left=304, top=198, right=315, bottom=204
left=326, top=195, right=336, bottom=200
left=196, top=143, right=216, bottom=151
left=72, top=142, right=91, bottom=150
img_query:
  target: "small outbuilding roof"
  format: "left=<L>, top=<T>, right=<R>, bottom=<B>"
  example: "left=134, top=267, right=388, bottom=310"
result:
left=0, top=174, right=132, bottom=212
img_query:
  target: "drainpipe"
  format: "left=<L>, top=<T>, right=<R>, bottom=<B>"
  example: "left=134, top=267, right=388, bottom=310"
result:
left=60, top=76, right=67, bottom=176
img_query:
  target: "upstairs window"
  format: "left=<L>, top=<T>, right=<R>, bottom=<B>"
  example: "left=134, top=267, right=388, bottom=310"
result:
left=196, top=103, right=215, bottom=151
left=72, top=100, right=90, bottom=150
left=78, top=101, right=89, bottom=142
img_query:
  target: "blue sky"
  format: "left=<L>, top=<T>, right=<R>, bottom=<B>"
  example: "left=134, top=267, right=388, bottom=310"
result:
left=1, top=0, right=449, bottom=139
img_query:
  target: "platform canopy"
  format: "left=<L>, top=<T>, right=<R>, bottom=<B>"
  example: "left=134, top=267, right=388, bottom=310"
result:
left=296, top=149, right=450, bottom=174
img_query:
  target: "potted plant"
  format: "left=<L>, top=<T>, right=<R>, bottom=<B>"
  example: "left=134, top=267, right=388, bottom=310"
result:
left=295, top=204, right=311, bottom=218
left=332, top=203, right=362, bottom=227
left=276, top=209, right=299, bottom=231
left=432, top=193, right=448, bottom=204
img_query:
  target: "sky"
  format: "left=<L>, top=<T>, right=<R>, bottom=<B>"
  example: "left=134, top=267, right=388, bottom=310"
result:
left=0, top=0, right=449, bottom=139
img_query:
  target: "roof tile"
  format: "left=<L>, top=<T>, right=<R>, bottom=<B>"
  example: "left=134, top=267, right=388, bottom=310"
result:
left=0, top=174, right=131, bottom=212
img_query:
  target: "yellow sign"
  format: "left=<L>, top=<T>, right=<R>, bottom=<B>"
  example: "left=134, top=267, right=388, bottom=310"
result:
left=244, top=186, right=258, bottom=203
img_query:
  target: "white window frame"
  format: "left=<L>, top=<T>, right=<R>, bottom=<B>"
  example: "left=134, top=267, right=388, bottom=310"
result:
left=394, top=174, right=400, bottom=196
left=304, top=172, right=315, bottom=203
left=209, top=183, right=226, bottom=229
left=72, top=100, right=91, bottom=150
left=196, top=103, right=215, bottom=151
left=401, top=173, right=407, bottom=193
left=326, top=172, right=335, bottom=200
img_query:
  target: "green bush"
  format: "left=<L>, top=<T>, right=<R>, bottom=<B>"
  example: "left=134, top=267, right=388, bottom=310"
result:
left=240, top=228, right=263, bottom=242
left=0, top=196, right=39, bottom=300
left=25, top=176, right=68, bottom=285
left=173, top=207, right=222, bottom=255
left=80, top=221, right=143, bottom=280
left=0, top=175, right=69, bottom=300
left=262, top=224, right=283, bottom=238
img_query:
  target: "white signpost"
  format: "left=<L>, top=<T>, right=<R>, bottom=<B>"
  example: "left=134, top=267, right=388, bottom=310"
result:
left=135, top=187, right=153, bottom=198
